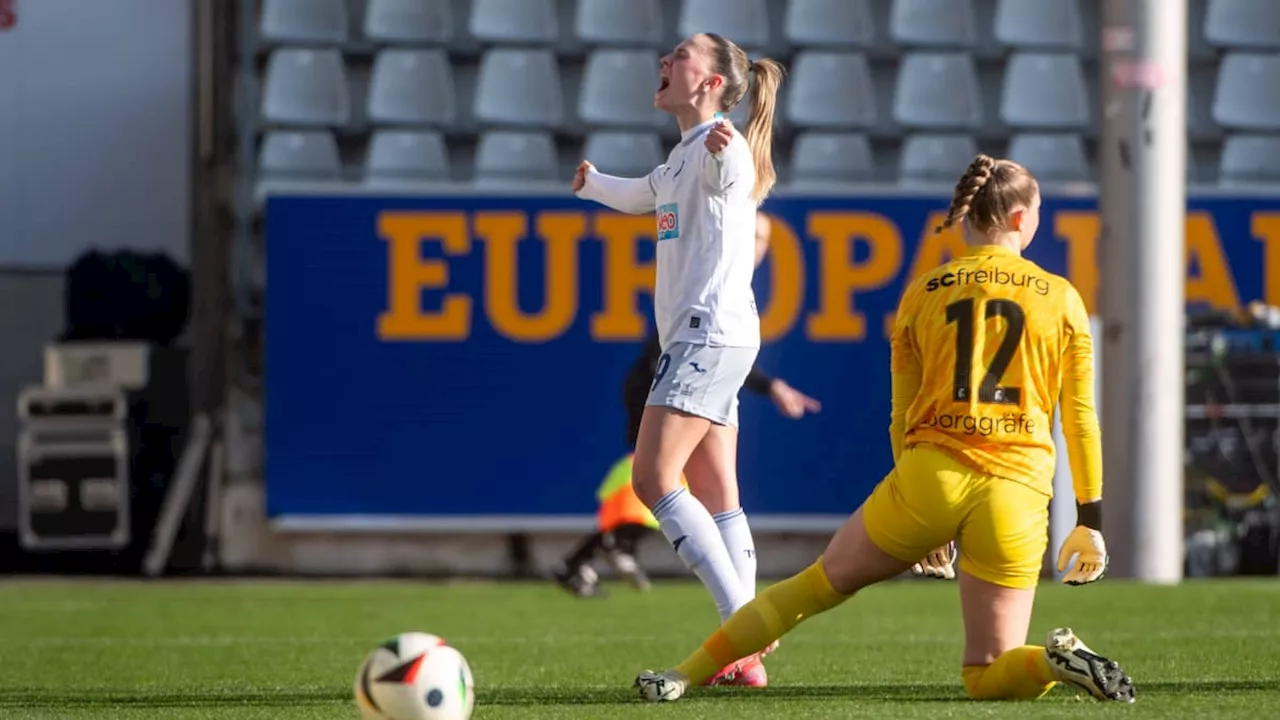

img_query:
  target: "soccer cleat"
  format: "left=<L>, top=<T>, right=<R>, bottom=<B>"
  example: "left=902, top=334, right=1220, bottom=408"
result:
left=703, top=653, right=767, bottom=687
left=722, top=654, right=768, bottom=687
left=552, top=564, right=606, bottom=598
left=605, top=549, right=652, bottom=591
left=1044, top=627, right=1136, bottom=703
left=635, top=670, right=687, bottom=702
left=761, top=638, right=780, bottom=658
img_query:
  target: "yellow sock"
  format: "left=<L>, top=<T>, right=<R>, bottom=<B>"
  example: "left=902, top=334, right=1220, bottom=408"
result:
left=962, top=646, right=1057, bottom=700
left=674, top=559, right=847, bottom=684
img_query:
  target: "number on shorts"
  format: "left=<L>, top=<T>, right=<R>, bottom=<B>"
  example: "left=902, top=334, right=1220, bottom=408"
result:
left=944, top=298, right=1025, bottom=404
left=651, top=353, right=671, bottom=391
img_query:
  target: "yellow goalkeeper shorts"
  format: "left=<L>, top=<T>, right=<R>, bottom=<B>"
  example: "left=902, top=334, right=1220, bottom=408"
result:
left=861, top=444, right=1050, bottom=589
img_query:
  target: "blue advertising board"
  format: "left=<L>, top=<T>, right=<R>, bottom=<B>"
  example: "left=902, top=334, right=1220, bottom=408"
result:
left=264, top=192, right=1280, bottom=529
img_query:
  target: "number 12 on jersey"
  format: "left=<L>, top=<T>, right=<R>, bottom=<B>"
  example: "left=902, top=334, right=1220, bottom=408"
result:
left=945, top=298, right=1025, bottom=405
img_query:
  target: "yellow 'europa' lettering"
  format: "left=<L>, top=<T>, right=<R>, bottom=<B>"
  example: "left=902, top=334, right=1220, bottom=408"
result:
left=477, top=211, right=581, bottom=342
left=758, top=213, right=805, bottom=342
left=377, top=211, right=472, bottom=341
left=591, top=214, right=656, bottom=341
left=807, top=212, right=902, bottom=341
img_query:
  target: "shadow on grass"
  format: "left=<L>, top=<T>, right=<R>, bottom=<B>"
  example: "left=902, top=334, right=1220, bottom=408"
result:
left=0, top=680, right=1269, bottom=709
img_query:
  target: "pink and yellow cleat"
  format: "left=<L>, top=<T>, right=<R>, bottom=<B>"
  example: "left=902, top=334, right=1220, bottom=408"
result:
left=702, top=653, right=768, bottom=687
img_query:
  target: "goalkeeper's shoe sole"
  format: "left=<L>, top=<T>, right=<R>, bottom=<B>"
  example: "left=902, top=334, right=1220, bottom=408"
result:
left=635, top=670, right=686, bottom=702
left=1045, top=627, right=1136, bottom=703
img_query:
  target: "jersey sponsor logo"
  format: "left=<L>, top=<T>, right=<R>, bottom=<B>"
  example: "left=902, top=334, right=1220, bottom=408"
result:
left=925, top=268, right=1051, bottom=296
left=657, top=203, right=680, bottom=241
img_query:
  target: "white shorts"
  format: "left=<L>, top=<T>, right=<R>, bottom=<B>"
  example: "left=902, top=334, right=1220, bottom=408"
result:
left=645, top=342, right=759, bottom=427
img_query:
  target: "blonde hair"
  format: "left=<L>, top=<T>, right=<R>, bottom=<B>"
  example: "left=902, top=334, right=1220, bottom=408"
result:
left=703, top=34, right=785, bottom=204
left=935, top=154, right=1039, bottom=235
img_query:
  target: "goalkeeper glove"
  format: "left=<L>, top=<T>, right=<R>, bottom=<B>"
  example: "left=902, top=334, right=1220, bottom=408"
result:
left=911, top=541, right=956, bottom=580
left=1057, top=526, right=1108, bottom=585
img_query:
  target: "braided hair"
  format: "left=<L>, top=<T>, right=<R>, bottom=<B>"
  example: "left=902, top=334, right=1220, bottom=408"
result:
left=935, top=154, right=1038, bottom=235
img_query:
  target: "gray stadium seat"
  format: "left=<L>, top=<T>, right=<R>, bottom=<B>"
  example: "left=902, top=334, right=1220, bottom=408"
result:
left=364, top=131, right=451, bottom=183
left=259, top=0, right=348, bottom=44
left=257, top=131, right=342, bottom=179
left=790, top=132, right=875, bottom=183
left=575, top=0, right=664, bottom=47
left=584, top=132, right=664, bottom=177
left=1007, top=133, right=1091, bottom=183
left=890, top=0, right=976, bottom=48
left=470, top=0, right=559, bottom=44
left=893, top=53, right=983, bottom=129
left=579, top=50, right=667, bottom=129
left=1000, top=53, right=1089, bottom=130
left=787, top=52, right=876, bottom=129
left=1205, top=0, right=1280, bottom=50
left=473, top=49, right=564, bottom=128
left=678, top=0, right=769, bottom=50
left=261, top=49, right=351, bottom=127
left=899, top=134, right=977, bottom=183
left=1219, top=134, right=1280, bottom=185
left=474, top=131, right=559, bottom=181
left=783, top=0, right=874, bottom=49
left=1213, top=53, right=1280, bottom=130
left=367, top=50, right=456, bottom=126
left=993, top=0, right=1082, bottom=50
left=363, top=0, right=454, bottom=44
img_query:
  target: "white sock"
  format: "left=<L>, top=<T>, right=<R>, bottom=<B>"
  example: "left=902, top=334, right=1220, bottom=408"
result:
left=713, top=508, right=757, bottom=599
left=652, top=488, right=745, bottom=622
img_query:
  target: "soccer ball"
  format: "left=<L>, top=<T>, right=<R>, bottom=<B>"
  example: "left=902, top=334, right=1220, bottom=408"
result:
left=354, top=632, right=475, bottom=720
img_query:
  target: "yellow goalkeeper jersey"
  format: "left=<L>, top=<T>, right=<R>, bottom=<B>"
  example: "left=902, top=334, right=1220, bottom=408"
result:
left=889, top=244, right=1102, bottom=501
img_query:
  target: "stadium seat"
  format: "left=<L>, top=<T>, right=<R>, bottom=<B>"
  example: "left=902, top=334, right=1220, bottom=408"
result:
left=261, top=49, right=351, bottom=127
left=1000, top=53, right=1089, bottom=130
left=363, top=0, right=454, bottom=45
left=257, top=131, right=343, bottom=179
left=473, top=49, right=564, bottom=128
left=889, top=0, right=977, bottom=48
left=899, top=133, right=977, bottom=183
left=1205, top=0, right=1280, bottom=50
left=364, top=130, right=451, bottom=184
left=783, top=0, right=875, bottom=49
left=678, top=0, right=769, bottom=50
left=893, top=53, right=983, bottom=129
left=790, top=132, right=875, bottom=183
left=1007, top=133, right=1091, bottom=183
left=583, top=132, right=664, bottom=177
left=993, top=0, right=1082, bottom=50
left=1213, top=53, right=1280, bottom=130
left=575, top=0, right=664, bottom=47
left=367, top=50, right=456, bottom=126
left=579, top=50, right=666, bottom=129
left=259, top=0, right=348, bottom=45
left=474, top=131, right=559, bottom=181
left=787, top=52, right=876, bottom=129
left=470, top=0, right=559, bottom=44
left=1219, top=134, right=1280, bottom=185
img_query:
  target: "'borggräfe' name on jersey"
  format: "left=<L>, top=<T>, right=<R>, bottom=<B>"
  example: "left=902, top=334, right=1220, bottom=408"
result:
left=922, top=411, right=1038, bottom=437
left=925, top=267, right=1051, bottom=296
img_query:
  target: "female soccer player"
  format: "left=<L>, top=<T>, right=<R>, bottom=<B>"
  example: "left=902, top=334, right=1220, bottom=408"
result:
left=573, top=34, right=786, bottom=685
left=554, top=214, right=822, bottom=599
left=634, top=154, right=1136, bottom=704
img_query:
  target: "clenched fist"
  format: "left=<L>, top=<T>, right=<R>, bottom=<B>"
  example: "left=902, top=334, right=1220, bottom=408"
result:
left=571, top=160, right=595, bottom=193
left=705, top=120, right=734, bottom=154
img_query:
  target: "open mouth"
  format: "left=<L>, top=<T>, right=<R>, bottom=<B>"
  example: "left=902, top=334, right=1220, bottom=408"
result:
left=657, top=77, right=670, bottom=92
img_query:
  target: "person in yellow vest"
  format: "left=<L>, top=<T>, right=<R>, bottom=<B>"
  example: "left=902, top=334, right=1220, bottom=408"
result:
left=555, top=213, right=821, bottom=597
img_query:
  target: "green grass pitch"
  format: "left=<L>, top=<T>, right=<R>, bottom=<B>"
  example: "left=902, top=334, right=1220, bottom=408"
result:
left=0, top=578, right=1277, bottom=719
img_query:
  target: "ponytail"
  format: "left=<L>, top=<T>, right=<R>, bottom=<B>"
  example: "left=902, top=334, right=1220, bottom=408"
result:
left=744, top=58, right=785, bottom=204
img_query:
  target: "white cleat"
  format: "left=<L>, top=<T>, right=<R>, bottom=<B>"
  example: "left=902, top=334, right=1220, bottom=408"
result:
left=1044, top=627, right=1136, bottom=703
left=634, top=670, right=688, bottom=702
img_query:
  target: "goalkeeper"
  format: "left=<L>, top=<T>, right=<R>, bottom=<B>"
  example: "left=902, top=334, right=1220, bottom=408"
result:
left=636, top=155, right=1134, bottom=704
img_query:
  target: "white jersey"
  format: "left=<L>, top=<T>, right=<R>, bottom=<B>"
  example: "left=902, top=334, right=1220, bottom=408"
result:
left=577, top=118, right=761, bottom=350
